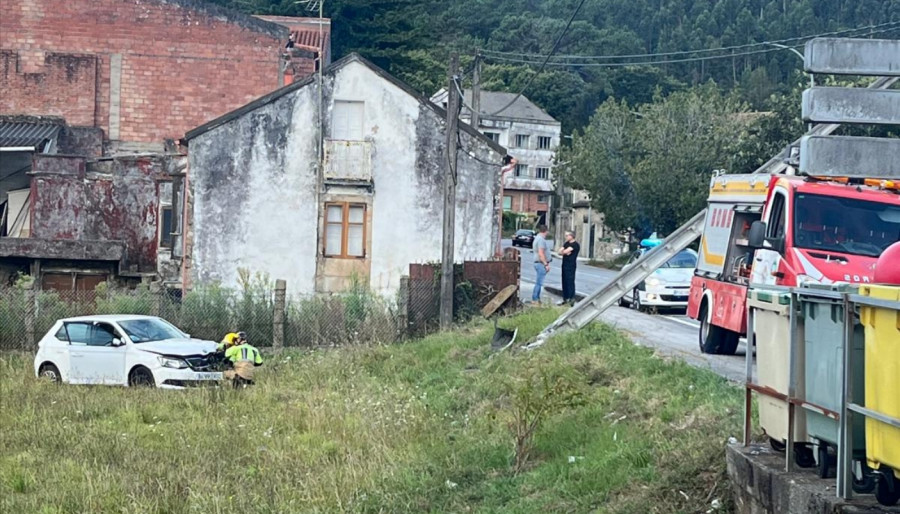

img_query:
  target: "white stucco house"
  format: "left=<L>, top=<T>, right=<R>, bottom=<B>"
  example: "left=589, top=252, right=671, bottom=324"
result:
left=183, top=53, right=506, bottom=296
left=431, top=88, right=561, bottom=225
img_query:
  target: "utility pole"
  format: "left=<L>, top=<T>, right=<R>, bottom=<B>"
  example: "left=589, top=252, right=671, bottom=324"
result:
left=440, top=53, right=460, bottom=329
left=470, top=53, right=481, bottom=130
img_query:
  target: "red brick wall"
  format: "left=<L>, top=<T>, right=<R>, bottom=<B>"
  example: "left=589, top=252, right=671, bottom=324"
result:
left=506, top=190, right=550, bottom=215
left=0, top=0, right=289, bottom=145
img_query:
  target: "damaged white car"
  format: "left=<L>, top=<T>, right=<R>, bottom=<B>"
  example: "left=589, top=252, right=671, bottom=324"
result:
left=34, top=315, right=223, bottom=388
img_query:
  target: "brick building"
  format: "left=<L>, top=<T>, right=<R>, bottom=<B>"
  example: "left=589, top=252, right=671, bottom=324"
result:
left=0, top=0, right=330, bottom=152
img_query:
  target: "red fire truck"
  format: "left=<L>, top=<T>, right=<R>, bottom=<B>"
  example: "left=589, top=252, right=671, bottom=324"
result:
left=687, top=173, right=900, bottom=354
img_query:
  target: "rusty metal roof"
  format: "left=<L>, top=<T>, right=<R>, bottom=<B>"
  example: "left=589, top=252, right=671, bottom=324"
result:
left=0, top=121, right=62, bottom=149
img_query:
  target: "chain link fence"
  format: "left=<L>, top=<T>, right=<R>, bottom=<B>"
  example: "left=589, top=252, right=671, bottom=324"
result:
left=0, top=260, right=520, bottom=351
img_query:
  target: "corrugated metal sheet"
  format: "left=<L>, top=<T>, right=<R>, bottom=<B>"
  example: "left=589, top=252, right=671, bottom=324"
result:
left=0, top=122, right=62, bottom=149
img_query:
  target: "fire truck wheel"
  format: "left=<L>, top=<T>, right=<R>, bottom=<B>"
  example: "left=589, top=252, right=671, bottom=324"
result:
left=720, top=332, right=739, bottom=355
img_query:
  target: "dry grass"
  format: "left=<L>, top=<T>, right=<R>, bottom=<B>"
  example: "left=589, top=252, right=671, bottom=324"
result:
left=1, top=309, right=744, bottom=513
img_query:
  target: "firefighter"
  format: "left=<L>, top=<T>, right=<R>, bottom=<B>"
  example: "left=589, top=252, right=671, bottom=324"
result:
left=224, top=333, right=263, bottom=387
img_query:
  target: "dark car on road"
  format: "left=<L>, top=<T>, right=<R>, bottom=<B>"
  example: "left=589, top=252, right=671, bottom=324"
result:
left=512, top=229, right=536, bottom=248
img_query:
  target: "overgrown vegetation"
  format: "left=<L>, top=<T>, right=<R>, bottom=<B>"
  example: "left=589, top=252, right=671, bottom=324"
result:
left=0, top=272, right=401, bottom=349
left=1, top=309, right=745, bottom=513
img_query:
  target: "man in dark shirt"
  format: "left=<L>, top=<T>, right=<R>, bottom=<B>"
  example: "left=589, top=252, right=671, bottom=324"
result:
left=558, top=231, right=580, bottom=306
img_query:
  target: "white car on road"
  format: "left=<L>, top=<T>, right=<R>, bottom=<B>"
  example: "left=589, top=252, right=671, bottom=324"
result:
left=619, top=249, right=698, bottom=313
left=34, top=315, right=223, bottom=388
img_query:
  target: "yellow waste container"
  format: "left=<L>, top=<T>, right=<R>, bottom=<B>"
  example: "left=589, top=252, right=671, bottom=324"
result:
left=859, top=284, right=900, bottom=506
left=748, top=289, right=809, bottom=463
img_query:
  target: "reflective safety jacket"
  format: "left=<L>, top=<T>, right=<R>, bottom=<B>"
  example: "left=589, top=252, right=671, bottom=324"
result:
left=225, top=343, right=263, bottom=366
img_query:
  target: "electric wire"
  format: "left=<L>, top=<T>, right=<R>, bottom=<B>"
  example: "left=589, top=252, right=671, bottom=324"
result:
left=482, top=0, right=589, bottom=116
left=481, top=23, right=900, bottom=68
left=479, top=20, right=900, bottom=61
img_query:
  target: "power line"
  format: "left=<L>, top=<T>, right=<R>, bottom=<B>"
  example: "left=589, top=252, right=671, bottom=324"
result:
left=479, top=20, right=900, bottom=61
left=481, top=23, right=900, bottom=68
left=483, top=0, right=588, bottom=117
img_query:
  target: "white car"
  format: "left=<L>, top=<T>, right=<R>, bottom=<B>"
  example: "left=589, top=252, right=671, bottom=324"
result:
left=34, top=315, right=223, bottom=388
left=619, top=249, right=698, bottom=313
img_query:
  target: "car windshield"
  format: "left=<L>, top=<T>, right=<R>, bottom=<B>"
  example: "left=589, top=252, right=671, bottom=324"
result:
left=794, top=193, right=900, bottom=257
left=118, top=318, right=186, bottom=343
left=516, top=230, right=534, bottom=236
left=662, top=250, right=698, bottom=268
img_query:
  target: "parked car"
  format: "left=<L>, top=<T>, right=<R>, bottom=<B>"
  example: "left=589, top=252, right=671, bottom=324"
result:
left=619, top=249, right=698, bottom=313
left=512, top=229, right=536, bottom=248
left=34, top=315, right=223, bottom=388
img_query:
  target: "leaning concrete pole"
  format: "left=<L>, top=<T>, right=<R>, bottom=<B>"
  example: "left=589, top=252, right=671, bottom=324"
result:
left=440, top=53, right=460, bottom=329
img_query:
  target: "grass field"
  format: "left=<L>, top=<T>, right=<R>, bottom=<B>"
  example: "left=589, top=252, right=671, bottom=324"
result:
left=1, top=309, right=744, bottom=513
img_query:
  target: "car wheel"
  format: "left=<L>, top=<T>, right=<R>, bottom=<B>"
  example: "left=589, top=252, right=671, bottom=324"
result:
left=875, top=468, right=900, bottom=506
left=128, top=366, right=155, bottom=388
left=632, top=289, right=644, bottom=312
left=618, top=294, right=628, bottom=307
left=38, top=364, right=61, bottom=383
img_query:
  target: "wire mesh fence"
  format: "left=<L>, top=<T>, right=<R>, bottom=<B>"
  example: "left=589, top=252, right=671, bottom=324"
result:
left=0, top=260, right=520, bottom=351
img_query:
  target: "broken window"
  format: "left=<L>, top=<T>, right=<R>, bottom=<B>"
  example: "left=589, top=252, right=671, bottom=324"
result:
left=514, top=134, right=530, bottom=148
left=159, top=204, right=173, bottom=249
left=514, top=164, right=528, bottom=177
left=332, top=100, right=365, bottom=141
left=324, top=203, right=366, bottom=258
left=535, top=167, right=550, bottom=180
left=537, top=136, right=552, bottom=150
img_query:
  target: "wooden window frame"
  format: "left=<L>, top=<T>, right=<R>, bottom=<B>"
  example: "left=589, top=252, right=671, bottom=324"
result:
left=537, top=136, right=552, bottom=150
left=535, top=167, right=550, bottom=180
left=324, top=202, right=367, bottom=259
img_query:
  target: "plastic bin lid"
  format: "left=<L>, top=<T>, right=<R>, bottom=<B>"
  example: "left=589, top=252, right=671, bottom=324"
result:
left=859, top=284, right=900, bottom=301
left=800, top=283, right=859, bottom=294
left=749, top=288, right=791, bottom=304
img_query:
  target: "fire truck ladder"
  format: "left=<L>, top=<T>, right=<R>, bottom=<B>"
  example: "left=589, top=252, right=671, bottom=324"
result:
left=528, top=76, right=898, bottom=349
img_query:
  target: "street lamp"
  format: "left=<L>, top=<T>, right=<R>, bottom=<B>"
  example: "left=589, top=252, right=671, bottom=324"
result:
left=766, top=42, right=814, bottom=88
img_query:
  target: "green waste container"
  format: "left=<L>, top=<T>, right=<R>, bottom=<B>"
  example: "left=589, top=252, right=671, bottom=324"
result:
left=799, top=284, right=866, bottom=478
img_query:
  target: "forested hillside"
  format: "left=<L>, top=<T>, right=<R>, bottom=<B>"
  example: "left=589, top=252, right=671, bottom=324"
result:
left=212, top=0, right=900, bottom=128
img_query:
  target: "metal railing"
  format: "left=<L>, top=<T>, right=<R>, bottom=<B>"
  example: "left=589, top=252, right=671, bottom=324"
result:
left=742, top=286, right=900, bottom=499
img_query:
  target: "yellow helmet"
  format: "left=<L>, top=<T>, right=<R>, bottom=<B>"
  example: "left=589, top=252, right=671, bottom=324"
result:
left=221, top=332, right=239, bottom=346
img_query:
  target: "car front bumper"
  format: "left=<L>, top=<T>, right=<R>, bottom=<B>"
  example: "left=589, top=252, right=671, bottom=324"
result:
left=154, top=368, right=224, bottom=389
left=639, top=288, right=691, bottom=307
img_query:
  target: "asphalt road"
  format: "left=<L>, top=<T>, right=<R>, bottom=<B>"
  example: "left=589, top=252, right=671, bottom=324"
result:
left=505, top=239, right=749, bottom=382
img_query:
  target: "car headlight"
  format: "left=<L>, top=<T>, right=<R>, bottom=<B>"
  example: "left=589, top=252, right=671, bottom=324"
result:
left=645, top=277, right=666, bottom=287
left=158, top=356, right=189, bottom=369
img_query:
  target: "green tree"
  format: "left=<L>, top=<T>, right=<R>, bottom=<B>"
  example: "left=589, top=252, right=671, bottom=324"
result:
left=558, top=84, right=750, bottom=236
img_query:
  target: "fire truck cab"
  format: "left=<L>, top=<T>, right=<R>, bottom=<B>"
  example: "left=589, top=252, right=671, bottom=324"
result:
left=688, top=173, right=900, bottom=354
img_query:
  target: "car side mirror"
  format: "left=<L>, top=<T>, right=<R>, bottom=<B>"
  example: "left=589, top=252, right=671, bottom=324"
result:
left=112, top=337, right=124, bottom=347
left=748, top=221, right=766, bottom=248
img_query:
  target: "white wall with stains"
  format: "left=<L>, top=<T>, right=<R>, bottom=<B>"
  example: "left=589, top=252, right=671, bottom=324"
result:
left=187, top=55, right=502, bottom=297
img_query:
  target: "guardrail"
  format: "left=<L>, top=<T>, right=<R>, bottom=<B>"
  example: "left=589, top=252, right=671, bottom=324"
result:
left=742, top=285, right=900, bottom=502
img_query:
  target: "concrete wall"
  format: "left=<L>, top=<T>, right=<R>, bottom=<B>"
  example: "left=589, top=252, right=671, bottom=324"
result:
left=187, top=57, right=501, bottom=296
left=188, top=84, right=319, bottom=294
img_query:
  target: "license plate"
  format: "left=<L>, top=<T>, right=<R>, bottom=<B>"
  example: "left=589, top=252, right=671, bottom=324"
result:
left=194, top=372, right=222, bottom=380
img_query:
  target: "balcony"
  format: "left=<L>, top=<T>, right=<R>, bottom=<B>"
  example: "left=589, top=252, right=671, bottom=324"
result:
left=324, top=140, right=372, bottom=184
